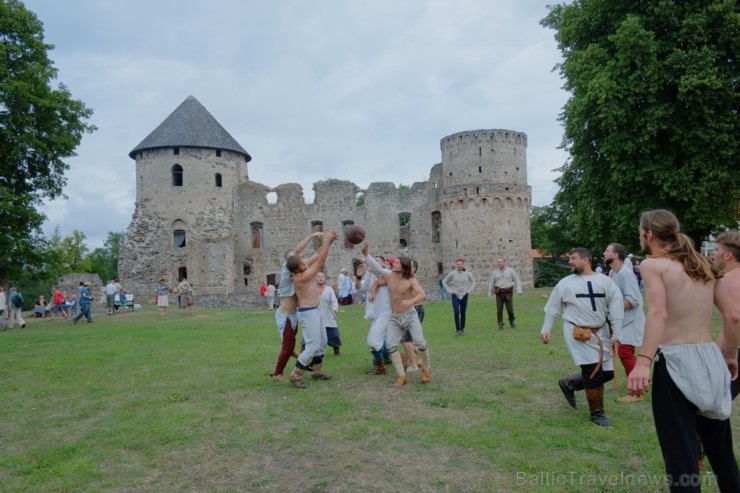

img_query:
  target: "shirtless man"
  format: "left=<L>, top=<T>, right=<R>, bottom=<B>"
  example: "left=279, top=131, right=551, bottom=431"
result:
left=712, top=230, right=740, bottom=400
left=627, top=210, right=739, bottom=493
left=359, top=243, right=429, bottom=387
left=286, top=228, right=339, bottom=388
left=270, top=231, right=323, bottom=383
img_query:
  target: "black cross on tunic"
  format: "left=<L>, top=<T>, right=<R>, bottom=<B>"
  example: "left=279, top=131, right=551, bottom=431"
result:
left=576, top=281, right=606, bottom=311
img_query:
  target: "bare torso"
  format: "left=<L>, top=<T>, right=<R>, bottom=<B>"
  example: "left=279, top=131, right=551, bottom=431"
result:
left=293, top=273, right=320, bottom=308
left=384, top=273, right=425, bottom=313
left=278, top=295, right=298, bottom=315
left=643, top=256, right=714, bottom=345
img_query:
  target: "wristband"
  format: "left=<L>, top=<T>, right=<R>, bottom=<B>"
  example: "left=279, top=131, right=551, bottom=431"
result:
left=637, top=354, right=653, bottom=363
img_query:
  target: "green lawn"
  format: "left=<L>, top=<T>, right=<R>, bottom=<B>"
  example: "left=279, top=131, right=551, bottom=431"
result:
left=1, top=289, right=736, bottom=492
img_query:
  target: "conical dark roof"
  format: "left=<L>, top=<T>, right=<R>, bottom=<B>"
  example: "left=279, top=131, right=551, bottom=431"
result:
left=129, top=96, right=251, bottom=161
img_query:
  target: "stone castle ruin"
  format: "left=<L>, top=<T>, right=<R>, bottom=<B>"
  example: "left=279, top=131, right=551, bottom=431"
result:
left=119, top=96, right=533, bottom=307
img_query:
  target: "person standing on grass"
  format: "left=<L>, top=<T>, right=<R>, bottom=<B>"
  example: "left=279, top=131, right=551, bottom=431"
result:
left=265, top=281, right=276, bottom=310
left=359, top=243, right=430, bottom=387
left=316, top=272, right=341, bottom=356
left=177, top=277, right=192, bottom=313
left=7, top=287, right=26, bottom=329
left=487, top=257, right=523, bottom=330
left=156, top=278, right=172, bottom=315
left=270, top=232, right=324, bottom=383
left=73, top=282, right=93, bottom=324
left=627, top=210, right=739, bottom=493
left=442, top=258, right=476, bottom=336
left=286, top=228, right=339, bottom=388
left=603, top=242, right=646, bottom=403
left=541, top=247, right=624, bottom=427
left=50, top=286, right=65, bottom=321
left=105, top=280, right=116, bottom=315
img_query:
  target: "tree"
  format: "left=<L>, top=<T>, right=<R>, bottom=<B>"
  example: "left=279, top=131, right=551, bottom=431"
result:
left=87, top=231, right=124, bottom=282
left=0, top=0, right=96, bottom=286
left=542, top=1, right=739, bottom=252
left=530, top=204, right=576, bottom=259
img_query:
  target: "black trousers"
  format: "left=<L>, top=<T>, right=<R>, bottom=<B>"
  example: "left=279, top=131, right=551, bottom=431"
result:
left=652, top=355, right=739, bottom=492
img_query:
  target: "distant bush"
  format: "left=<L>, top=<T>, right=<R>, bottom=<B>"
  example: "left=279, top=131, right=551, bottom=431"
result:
left=533, top=259, right=570, bottom=288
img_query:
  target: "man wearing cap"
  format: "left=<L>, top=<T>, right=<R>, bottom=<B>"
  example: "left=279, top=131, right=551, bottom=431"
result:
left=73, top=282, right=94, bottom=324
left=442, top=258, right=476, bottom=336
left=337, top=268, right=353, bottom=305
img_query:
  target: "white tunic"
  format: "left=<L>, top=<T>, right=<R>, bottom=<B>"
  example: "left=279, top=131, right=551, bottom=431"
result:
left=660, top=343, right=731, bottom=420
left=610, top=265, right=645, bottom=347
left=318, top=286, right=338, bottom=329
left=541, top=273, right=624, bottom=366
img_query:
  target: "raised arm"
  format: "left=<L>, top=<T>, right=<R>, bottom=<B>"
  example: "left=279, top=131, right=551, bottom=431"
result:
left=302, top=229, right=339, bottom=279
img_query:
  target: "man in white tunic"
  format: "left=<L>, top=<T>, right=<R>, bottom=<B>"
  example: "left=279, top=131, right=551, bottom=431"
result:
left=603, top=242, right=646, bottom=403
left=541, top=247, right=624, bottom=427
left=360, top=252, right=395, bottom=375
left=316, top=272, right=341, bottom=355
left=628, top=210, right=739, bottom=493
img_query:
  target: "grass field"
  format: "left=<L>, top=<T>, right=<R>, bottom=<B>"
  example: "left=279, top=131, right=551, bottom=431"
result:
left=1, top=289, right=737, bottom=492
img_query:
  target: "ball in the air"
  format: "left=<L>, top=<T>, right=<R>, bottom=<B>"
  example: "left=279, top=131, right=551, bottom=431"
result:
left=345, top=225, right=366, bottom=245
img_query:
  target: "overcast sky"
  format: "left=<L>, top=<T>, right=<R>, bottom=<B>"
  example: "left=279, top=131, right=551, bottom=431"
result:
left=25, top=0, right=570, bottom=249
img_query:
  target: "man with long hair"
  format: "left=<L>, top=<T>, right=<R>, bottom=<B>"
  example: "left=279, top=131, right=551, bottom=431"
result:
left=628, top=210, right=739, bottom=493
left=360, top=244, right=430, bottom=387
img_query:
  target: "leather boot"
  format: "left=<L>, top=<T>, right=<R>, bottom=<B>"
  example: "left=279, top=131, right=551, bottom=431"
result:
left=558, top=373, right=584, bottom=409
left=289, top=367, right=308, bottom=389
left=367, top=358, right=386, bottom=375
left=585, top=387, right=612, bottom=427
left=311, top=363, right=333, bottom=380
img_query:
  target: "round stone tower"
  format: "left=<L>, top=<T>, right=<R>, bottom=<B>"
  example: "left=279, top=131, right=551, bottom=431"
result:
left=437, top=129, right=533, bottom=287
left=119, top=96, right=252, bottom=298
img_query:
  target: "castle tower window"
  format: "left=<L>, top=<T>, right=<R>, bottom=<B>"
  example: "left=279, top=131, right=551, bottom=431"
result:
left=437, top=262, right=444, bottom=275
left=216, top=149, right=222, bottom=157
left=172, top=164, right=183, bottom=186
left=399, top=212, right=411, bottom=248
left=174, top=230, right=186, bottom=248
left=173, top=147, right=180, bottom=155
left=479, top=166, right=482, bottom=173
left=178, top=267, right=187, bottom=281
left=215, top=173, right=222, bottom=187
left=431, top=211, right=441, bottom=243
left=250, top=222, right=264, bottom=249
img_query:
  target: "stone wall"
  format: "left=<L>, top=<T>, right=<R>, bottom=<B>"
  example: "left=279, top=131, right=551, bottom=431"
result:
left=120, top=129, right=534, bottom=307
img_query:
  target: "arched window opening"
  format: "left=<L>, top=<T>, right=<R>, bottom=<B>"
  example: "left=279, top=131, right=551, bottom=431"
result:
left=174, top=230, right=186, bottom=248
left=250, top=222, right=264, bottom=249
left=431, top=211, right=441, bottom=243
left=311, top=221, right=324, bottom=249
left=172, top=164, right=183, bottom=186
left=399, top=212, right=411, bottom=248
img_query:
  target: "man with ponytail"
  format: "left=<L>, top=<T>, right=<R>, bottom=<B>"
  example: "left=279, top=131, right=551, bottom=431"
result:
left=628, top=210, right=740, bottom=493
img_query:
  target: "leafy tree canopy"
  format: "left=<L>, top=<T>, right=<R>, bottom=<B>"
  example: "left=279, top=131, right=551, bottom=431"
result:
left=530, top=204, right=576, bottom=259
left=0, top=0, right=96, bottom=285
left=542, top=0, right=739, bottom=252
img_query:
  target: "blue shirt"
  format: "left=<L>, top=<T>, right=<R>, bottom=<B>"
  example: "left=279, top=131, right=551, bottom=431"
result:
left=79, top=288, right=91, bottom=306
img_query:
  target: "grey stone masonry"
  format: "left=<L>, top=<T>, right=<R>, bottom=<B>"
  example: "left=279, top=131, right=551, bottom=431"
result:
left=120, top=98, right=533, bottom=307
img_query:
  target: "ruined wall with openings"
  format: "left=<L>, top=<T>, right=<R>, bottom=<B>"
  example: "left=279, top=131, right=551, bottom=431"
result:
left=120, top=129, right=533, bottom=307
